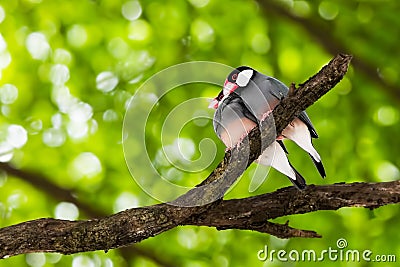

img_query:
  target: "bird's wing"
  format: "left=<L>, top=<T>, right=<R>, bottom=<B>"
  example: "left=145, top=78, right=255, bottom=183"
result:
left=265, top=77, right=288, bottom=102
left=297, top=111, right=319, bottom=138
left=256, top=141, right=306, bottom=190
left=268, top=77, right=319, bottom=138
left=213, top=95, right=257, bottom=147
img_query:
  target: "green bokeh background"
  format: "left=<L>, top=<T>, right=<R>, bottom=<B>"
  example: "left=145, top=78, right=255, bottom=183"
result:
left=0, top=0, right=399, bottom=266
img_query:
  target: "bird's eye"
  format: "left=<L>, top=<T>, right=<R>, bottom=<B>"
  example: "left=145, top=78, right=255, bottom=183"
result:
left=232, top=73, right=238, bottom=80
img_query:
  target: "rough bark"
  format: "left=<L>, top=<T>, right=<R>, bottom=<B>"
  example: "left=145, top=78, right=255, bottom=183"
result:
left=0, top=54, right=354, bottom=258
left=2, top=181, right=400, bottom=257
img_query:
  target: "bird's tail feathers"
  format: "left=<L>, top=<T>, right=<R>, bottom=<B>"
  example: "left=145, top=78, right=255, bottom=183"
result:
left=277, top=140, right=289, bottom=154
left=309, top=154, right=326, bottom=178
left=288, top=163, right=306, bottom=190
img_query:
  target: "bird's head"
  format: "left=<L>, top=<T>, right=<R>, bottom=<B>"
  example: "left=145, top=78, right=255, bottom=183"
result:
left=209, top=66, right=255, bottom=109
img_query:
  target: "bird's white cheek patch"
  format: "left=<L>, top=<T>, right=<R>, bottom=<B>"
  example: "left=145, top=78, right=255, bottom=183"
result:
left=236, top=69, right=254, bottom=87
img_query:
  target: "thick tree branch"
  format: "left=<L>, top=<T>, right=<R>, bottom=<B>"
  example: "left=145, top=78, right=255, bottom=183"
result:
left=0, top=54, right=352, bottom=258
left=185, top=181, right=400, bottom=232
left=0, top=163, right=179, bottom=267
left=1, top=181, right=400, bottom=258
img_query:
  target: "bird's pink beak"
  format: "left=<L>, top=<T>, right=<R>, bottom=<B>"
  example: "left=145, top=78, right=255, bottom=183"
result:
left=223, top=80, right=238, bottom=94
left=208, top=98, right=219, bottom=109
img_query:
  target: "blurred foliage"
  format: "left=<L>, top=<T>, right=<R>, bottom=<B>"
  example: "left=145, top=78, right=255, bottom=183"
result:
left=0, top=0, right=400, bottom=266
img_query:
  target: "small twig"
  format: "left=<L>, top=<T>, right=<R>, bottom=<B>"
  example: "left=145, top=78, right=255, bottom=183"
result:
left=288, top=82, right=296, bottom=96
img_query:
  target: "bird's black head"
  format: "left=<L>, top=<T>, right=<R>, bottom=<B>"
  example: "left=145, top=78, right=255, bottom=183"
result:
left=226, top=66, right=255, bottom=86
left=209, top=66, right=256, bottom=109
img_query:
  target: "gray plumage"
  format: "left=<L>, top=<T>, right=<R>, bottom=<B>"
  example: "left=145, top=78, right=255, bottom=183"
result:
left=211, top=66, right=325, bottom=189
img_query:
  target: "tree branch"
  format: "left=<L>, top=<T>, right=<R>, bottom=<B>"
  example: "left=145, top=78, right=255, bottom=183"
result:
left=185, top=181, right=400, bottom=233
left=0, top=163, right=179, bottom=267
left=0, top=54, right=352, bottom=258
left=2, top=181, right=400, bottom=258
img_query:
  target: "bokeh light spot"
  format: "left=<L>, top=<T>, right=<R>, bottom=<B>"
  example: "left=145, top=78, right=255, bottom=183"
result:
left=42, top=128, right=66, bottom=147
left=0, top=142, right=13, bottom=162
left=67, top=25, right=88, bottom=48
left=26, top=32, right=51, bottom=60
left=0, top=50, right=11, bottom=69
left=292, top=1, right=311, bottom=17
left=0, top=84, right=18, bottom=104
left=177, top=228, right=198, bottom=249
left=318, top=1, right=339, bottom=20
left=6, top=124, right=28, bottom=148
left=374, top=106, right=398, bottom=126
left=128, top=19, right=152, bottom=42
left=7, top=191, right=27, bottom=209
left=108, top=37, right=129, bottom=59
left=67, top=121, right=88, bottom=139
left=26, top=253, right=46, bottom=267
left=54, top=202, right=79, bottom=220
left=68, top=102, right=93, bottom=122
left=379, top=67, right=398, bottom=84
left=177, top=138, right=195, bottom=160
left=46, top=254, right=62, bottom=264
left=103, top=109, right=119, bottom=122
left=53, top=48, right=72, bottom=65
left=72, top=256, right=95, bottom=267
left=104, top=259, right=114, bottom=267
left=192, top=110, right=210, bottom=127
left=191, top=19, right=215, bottom=44
left=113, top=192, right=139, bottom=212
left=122, top=1, right=142, bottom=21
left=375, top=161, right=400, bottom=182
left=51, top=86, right=78, bottom=113
left=250, top=34, right=270, bottom=54
left=70, top=152, right=102, bottom=179
left=188, top=0, right=210, bottom=8
left=96, top=71, right=119, bottom=93
left=27, top=118, right=43, bottom=134
left=51, top=113, right=63, bottom=129
left=50, top=64, right=70, bottom=85
left=0, top=34, right=6, bottom=53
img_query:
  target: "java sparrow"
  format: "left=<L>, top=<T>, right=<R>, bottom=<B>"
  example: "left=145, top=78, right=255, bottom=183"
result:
left=209, top=66, right=325, bottom=189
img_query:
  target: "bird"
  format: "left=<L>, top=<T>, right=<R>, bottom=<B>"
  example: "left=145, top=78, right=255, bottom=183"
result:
left=209, top=66, right=325, bottom=189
